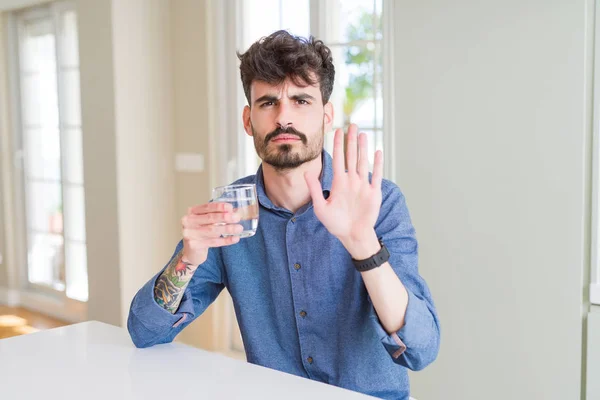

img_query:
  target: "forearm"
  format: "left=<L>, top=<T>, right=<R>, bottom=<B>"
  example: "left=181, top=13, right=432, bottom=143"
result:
left=341, top=230, right=408, bottom=334
left=361, top=263, right=408, bottom=333
left=154, top=249, right=198, bottom=313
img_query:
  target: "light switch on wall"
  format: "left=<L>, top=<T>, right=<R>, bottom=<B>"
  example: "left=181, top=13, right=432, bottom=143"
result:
left=175, top=153, right=204, bottom=173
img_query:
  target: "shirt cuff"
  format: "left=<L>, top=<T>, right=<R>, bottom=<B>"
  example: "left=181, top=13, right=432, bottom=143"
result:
left=371, top=289, right=433, bottom=359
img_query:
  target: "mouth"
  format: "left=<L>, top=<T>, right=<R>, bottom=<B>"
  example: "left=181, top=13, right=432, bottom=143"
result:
left=271, top=135, right=301, bottom=143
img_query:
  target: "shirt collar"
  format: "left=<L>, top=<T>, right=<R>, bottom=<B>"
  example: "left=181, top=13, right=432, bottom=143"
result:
left=255, top=150, right=333, bottom=212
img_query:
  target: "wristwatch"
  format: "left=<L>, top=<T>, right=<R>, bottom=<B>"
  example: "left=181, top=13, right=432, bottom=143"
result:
left=351, top=238, right=390, bottom=272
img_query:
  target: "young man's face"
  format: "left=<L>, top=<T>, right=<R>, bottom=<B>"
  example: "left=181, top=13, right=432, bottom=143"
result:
left=243, top=76, right=334, bottom=171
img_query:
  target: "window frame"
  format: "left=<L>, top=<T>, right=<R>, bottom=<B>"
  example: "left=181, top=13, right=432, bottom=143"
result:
left=311, top=0, right=396, bottom=181
left=590, top=0, right=600, bottom=305
left=3, top=0, right=86, bottom=321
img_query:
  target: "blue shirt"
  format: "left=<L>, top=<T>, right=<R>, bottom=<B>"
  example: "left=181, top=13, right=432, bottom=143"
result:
left=128, top=151, right=440, bottom=400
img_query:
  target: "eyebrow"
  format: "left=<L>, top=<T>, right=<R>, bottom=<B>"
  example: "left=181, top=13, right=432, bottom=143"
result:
left=253, top=93, right=317, bottom=105
left=254, top=95, right=278, bottom=105
left=290, top=93, right=316, bottom=102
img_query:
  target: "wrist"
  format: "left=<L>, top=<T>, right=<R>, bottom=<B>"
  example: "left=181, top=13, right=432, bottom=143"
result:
left=181, top=249, right=208, bottom=269
left=340, top=229, right=380, bottom=260
left=179, top=256, right=201, bottom=272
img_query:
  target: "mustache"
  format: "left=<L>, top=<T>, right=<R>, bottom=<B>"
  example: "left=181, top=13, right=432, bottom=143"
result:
left=264, top=127, right=308, bottom=145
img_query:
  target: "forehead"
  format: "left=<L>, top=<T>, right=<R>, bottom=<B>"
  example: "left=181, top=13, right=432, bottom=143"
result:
left=250, top=77, right=321, bottom=100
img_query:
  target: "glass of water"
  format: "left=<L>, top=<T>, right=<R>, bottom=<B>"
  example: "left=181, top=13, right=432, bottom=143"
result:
left=211, top=184, right=259, bottom=238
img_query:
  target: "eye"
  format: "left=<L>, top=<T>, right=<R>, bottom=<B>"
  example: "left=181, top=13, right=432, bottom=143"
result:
left=297, top=99, right=309, bottom=105
left=260, top=101, right=275, bottom=108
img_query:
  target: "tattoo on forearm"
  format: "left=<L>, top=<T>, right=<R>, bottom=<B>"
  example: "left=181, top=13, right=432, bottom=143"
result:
left=154, top=249, right=195, bottom=313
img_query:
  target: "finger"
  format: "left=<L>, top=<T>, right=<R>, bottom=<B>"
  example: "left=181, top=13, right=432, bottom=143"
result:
left=182, top=212, right=239, bottom=228
left=182, top=212, right=240, bottom=228
left=357, top=132, right=369, bottom=180
left=332, top=128, right=345, bottom=175
left=189, top=202, right=233, bottom=215
left=188, top=236, right=240, bottom=249
left=345, top=124, right=358, bottom=175
left=304, top=171, right=327, bottom=210
left=183, top=223, right=244, bottom=240
left=371, top=150, right=383, bottom=190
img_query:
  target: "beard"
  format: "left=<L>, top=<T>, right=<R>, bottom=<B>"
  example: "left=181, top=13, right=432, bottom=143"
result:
left=252, top=122, right=324, bottom=171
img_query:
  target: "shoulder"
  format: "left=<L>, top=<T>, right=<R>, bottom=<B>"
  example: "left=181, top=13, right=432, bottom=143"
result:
left=377, top=178, right=412, bottom=222
left=380, top=178, right=405, bottom=202
left=375, top=179, right=416, bottom=238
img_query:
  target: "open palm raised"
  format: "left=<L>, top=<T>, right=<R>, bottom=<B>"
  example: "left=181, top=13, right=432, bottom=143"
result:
left=304, top=124, right=383, bottom=246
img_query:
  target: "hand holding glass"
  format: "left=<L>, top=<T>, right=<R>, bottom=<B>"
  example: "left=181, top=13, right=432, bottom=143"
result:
left=211, top=184, right=259, bottom=238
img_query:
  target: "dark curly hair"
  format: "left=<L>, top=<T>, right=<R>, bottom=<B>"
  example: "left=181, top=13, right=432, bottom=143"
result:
left=237, top=30, right=335, bottom=106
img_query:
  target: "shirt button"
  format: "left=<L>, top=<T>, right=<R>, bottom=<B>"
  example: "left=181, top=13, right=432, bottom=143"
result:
left=291, top=217, right=297, bottom=223
left=299, top=310, right=307, bottom=318
left=307, top=356, right=313, bottom=364
left=294, top=263, right=301, bottom=270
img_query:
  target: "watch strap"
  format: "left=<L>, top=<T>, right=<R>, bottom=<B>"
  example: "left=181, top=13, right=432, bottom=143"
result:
left=352, top=238, right=390, bottom=272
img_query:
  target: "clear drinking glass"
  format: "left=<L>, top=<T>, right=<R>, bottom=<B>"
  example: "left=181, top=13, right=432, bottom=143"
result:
left=211, top=184, right=259, bottom=238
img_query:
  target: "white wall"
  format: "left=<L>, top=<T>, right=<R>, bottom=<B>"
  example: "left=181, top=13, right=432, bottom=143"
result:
left=393, top=1, right=590, bottom=399
left=77, top=0, right=178, bottom=326
left=167, top=0, right=230, bottom=350
left=0, top=14, right=12, bottom=291
left=78, top=0, right=222, bottom=348
left=110, top=0, right=178, bottom=326
left=0, top=152, right=6, bottom=288
left=77, top=0, right=122, bottom=326
left=587, top=308, right=600, bottom=398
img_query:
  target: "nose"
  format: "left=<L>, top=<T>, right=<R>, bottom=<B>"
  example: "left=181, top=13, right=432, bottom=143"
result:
left=275, top=102, right=293, bottom=129
left=277, top=122, right=292, bottom=130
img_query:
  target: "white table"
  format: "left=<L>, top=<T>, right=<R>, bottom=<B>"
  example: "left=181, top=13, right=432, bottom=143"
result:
left=0, top=321, right=375, bottom=399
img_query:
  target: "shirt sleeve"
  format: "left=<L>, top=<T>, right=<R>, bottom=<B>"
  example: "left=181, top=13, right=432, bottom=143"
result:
left=370, top=181, right=441, bottom=371
left=127, top=240, right=225, bottom=348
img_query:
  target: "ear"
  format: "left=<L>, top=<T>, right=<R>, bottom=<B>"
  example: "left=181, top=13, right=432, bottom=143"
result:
left=323, top=101, right=334, bottom=133
left=243, top=105, right=252, bottom=137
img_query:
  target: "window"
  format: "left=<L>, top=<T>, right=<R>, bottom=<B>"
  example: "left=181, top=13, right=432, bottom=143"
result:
left=11, top=2, right=88, bottom=303
left=237, top=0, right=385, bottom=177
left=236, top=0, right=311, bottom=178
left=316, top=0, right=383, bottom=168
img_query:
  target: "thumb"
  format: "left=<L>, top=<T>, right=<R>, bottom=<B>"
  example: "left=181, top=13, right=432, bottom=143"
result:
left=304, top=171, right=326, bottom=210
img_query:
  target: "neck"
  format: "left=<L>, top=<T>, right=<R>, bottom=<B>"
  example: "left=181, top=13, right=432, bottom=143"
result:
left=262, top=154, right=323, bottom=213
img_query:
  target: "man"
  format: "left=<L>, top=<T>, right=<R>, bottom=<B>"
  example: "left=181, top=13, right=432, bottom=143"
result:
left=128, top=30, right=440, bottom=400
